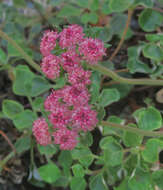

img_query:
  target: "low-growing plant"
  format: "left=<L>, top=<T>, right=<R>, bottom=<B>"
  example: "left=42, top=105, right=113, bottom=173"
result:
left=0, top=0, right=163, bottom=190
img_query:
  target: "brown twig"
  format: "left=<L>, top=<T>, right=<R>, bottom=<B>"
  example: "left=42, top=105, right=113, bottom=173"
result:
left=0, top=130, right=17, bottom=155
left=109, top=9, right=134, bottom=61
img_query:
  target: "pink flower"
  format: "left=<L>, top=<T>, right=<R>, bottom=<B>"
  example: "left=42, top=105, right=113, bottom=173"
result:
left=59, top=24, right=84, bottom=49
left=61, top=51, right=79, bottom=72
left=68, top=67, right=91, bottom=86
left=41, top=55, right=60, bottom=79
left=79, top=38, right=106, bottom=64
left=44, top=89, right=64, bottom=112
left=32, top=118, right=51, bottom=146
left=40, top=30, right=58, bottom=56
left=72, top=105, right=98, bottom=132
left=62, top=85, right=90, bottom=106
left=53, top=128, right=78, bottom=150
left=49, top=106, right=72, bottom=128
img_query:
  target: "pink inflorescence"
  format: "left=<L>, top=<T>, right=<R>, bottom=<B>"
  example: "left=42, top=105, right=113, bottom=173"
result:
left=32, top=24, right=106, bottom=150
left=32, top=118, right=51, bottom=146
left=53, top=128, right=78, bottom=150
left=40, top=30, right=58, bottom=56
left=79, top=38, right=106, bottom=64
left=41, top=55, right=60, bottom=79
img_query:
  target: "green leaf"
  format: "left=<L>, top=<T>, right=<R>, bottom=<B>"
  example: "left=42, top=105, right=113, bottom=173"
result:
left=13, top=110, right=37, bottom=131
left=128, top=168, right=154, bottom=190
left=38, top=163, right=61, bottom=184
left=142, top=138, right=163, bottom=163
left=152, top=170, right=163, bottom=189
left=114, top=177, right=130, bottom=190
left=58, top=5, right=82, bottom=17
left=137, top=107, right=162, bottom=131
left=100, top=137, right=123, bottom=166
left=71, top=148, right=94, bottom=167
left=15, top=136, right=31, bottom=154
left=109, top=83, right=133, bottom=98
left=0, top=48, right=7, bottom=63
left=90, top=0, right=100, bottom=11
left=139, top=9, right=163, bottom=32
left=97, top=107, right=106, bottom=121
left=54, top=176, right=69, bottom=187
left=80, top=132, right=93, bottom=147
left=123, top=124, right=143, bottom=147
left=99, top=88, right=120, bottom=107
left=146, top=34, right=163, bottom=42
left=25, top=76, right=51, bottom=97
left=13, top=65, right=34, bottom=96
left=89, top=174, right=108, bottom=190
left=13, top=0, right=26, bottom=7
left=81, top=12, right=98, bottom=24
left=2, top=99, right=24, bottom=119
left=33, top=97, right=44, bottom=111
left=133, top=0, right=153, bottom=7
left=128, top=57, right=152, bottom=74
left=72, top=0, right=89, bottom=8
left=109, top=0, right=134, bottom=12
left=70, top=177, right=86, bottom=190
left=90, top=71, right=101, bottom=104
left=38, top=144, right=57, bottom=156
left=103, top=115, right=124, bottom=136
left=72, top=164, right=85, bottom=177
left=143, top=43, right=163, bottom=62
left=58, top=151, right=73, bottom=168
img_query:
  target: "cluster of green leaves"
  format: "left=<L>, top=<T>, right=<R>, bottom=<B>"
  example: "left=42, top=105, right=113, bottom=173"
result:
left=0, top=0, right=163, bottom=190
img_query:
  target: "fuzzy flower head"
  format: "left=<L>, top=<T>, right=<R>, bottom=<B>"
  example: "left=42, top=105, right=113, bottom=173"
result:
left=61, top=51, right=79, bottom=72
left=72, top=105, right=98, bottom=132
left=53, top=128, right=78, bottom=150
left=49, top=106, right=72, bottom=129
left=44, top=89, right=64, bottom=112
left=68, top=66, right=91, bottom=86
left=32, top=118, right=51, bottom=146
left=40, top=30, right=58, bottom=56
left=63, top=85, right=90, bottom=107
left=79, top=38, right=106, bottom=64
left=59, top=24, right=84, bottom=49
left=41, top=55, right=60, bottom=79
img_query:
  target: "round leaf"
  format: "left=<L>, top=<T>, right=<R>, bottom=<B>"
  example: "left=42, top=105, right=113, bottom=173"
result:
left=109, top=0, right=134, bottom=12
left=138, top=107, right=162, bottom=131
left=139, top=9, right=163, bottom=32
left=38, top=163, right=61, bottom=184
left=2, top=99, right=24, bottom=119
left=99, top=88, right=120, bottom=107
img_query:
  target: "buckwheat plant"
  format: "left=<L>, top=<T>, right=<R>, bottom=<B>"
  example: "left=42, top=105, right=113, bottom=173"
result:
left=33, top=24, right=105, bottom=150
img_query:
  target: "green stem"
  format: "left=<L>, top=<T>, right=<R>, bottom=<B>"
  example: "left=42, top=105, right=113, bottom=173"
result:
left=0, top=151, right=15, bottom=172
left=30, top=138, right=35, bottom=169
left=0, top=30, right=41, bottom=73
left=89, top=64, right=163, bottom=86
left=101, top=121, right=163, bottom=137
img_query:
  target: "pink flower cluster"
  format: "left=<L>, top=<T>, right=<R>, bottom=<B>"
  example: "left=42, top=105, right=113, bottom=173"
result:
left=33, top=25, right=106, bottom=150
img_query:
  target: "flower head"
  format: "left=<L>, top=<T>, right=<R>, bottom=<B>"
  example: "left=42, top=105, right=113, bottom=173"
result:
left=79, top=38, right=106, bottom=64
left=59, top=24, right=84, bottom=49
left=32, top=118, right=51, bottom=146
left=72, top=105, right=98, bottom=132
left=68, top=67, right=91, bottom=86
left=44, top=89, right=64, bottom=112
left=53, top=128, right=78, bottom=150
left=49, top=106, right=72, bottom=128
left=61, top=51, right=79, bottom=72
left=62, top=85, right=90, bottom=106
left=40, top=30, right=58, bottom=56
left=41, top=54, right=60, bottom=79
